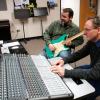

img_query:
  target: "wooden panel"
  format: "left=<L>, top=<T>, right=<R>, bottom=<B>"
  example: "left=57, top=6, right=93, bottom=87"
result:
left=80, top=0, right=97, bottom=31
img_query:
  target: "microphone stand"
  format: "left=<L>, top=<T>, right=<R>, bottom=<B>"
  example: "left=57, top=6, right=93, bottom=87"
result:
left=22, top=20, right=27, bottom=44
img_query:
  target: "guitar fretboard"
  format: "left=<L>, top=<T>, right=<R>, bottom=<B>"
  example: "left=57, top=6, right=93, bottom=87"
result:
left=62, top=31, right=84, bottom=45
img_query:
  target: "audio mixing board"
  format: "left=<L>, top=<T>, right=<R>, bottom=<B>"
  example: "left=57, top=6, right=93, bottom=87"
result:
left=0, top=54, right=74, bottom=100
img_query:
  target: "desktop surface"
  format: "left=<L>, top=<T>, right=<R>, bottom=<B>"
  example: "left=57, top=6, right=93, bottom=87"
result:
left=2, top=40, right=28, bottom=54
left=0, top=43, right=95, bottom=100
left=48, top=57, right=95, bottom=100
left=0, top=54, right=73, bottom=100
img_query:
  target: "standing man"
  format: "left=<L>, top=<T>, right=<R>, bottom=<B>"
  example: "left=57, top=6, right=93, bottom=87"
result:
left=50, top=16, right=100, bottom=100
left=39, top=8, right=84, bottom=58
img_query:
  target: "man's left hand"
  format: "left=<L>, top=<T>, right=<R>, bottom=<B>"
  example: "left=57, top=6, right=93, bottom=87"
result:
left=66, top=39, right=72, bottom=46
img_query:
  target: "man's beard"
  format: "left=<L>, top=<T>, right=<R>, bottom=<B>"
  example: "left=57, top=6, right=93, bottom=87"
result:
left=61, top=21, right=64, bottom=26
left=61, top=20, right=69, bottom=26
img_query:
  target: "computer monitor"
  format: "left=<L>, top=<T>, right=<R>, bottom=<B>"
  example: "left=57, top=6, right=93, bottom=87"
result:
left=33, top=7, right=48, bottom=17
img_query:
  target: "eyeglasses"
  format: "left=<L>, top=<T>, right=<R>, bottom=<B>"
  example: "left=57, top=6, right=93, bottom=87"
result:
left=84, top=28, right=94, bottom=32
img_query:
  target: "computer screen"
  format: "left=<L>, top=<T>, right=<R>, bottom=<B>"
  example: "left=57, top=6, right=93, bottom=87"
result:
left=33, top=7, right=48, bottom=17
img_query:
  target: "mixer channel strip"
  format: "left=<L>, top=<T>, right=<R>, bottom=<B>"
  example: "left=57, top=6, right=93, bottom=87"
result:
left=18, top=54, right=49, bottom=99
left=30, top=55, right=73, bottom=98
left=0, top=54, right=74, bottom=100
left=1, top=54, right=28, bottom=100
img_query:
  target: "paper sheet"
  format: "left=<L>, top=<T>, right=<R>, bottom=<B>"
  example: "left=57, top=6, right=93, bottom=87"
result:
left=1, top=47, right=10, bottom=54
left=0, top=40, right=3, bottom=44
left=22, top=0, right=29, bottom=5
left=2, top=41, right=20, bottom=47
left=14, top=0, right=22, bottom=5
left=14, top=0, right=29, bottom=6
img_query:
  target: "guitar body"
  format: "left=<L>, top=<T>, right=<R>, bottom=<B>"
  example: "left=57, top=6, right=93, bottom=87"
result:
left=46, top=34, right=70, bottom=58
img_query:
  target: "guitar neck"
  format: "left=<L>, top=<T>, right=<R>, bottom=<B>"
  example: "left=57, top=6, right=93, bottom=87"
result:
left=62, top=31, right=84, bottom=45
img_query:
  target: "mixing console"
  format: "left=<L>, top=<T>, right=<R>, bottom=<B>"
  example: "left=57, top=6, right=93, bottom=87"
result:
left=0, top=54, right=74, bottom=100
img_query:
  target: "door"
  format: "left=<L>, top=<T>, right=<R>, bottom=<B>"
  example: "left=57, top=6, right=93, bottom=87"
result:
left=80, top=0, right=97, bottom=31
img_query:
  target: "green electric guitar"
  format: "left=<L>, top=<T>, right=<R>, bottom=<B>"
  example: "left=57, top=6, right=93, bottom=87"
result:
left=46, top=31, right=84, bottom=58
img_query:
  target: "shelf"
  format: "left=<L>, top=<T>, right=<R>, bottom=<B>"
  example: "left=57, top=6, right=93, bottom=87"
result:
left=14, top=9, right=30, bottom=19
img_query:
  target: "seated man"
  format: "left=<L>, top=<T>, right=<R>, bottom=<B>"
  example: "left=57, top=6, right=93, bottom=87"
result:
left=50, top=16, right=100, bottom=100
left=39, top=8, right=84, bottom=59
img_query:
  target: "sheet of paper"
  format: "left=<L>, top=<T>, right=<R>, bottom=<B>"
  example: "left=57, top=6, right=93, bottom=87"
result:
left=0, top=40, right=3, bottom=44
left=2, top=41, right=20, bottom=47
left=14, top=0, right=29, bottom=5
left=22, top=0, right=29, bottom=5
left=1, top=47, right=10, bottom=54
left=14, top=0, right=22, bottom=5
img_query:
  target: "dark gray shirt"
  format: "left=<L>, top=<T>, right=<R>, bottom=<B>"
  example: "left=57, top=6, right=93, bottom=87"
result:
left=63, top=41, right=100, bottom=80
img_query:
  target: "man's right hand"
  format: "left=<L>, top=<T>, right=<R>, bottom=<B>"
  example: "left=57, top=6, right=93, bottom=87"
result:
left=53, top=60, right=64, bottom=67
left=48, top=44, right=56, bottom=51
left=50, top=65, right=65, bottom=76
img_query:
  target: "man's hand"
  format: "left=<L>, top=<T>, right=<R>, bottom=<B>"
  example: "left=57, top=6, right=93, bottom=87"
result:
left=50, top=65, right=65, bottom=76
left=66, top=38, right=72, bottom=46
left=48, top=44, right=56, bottom=51
left=53, top=60, right=64, bottom=66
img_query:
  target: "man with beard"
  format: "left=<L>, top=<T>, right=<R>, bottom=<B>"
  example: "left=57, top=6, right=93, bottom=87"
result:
left=39, top=8, right=84, bottom=58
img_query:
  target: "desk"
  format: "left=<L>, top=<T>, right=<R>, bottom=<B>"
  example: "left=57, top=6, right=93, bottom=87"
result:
left=0, top=55, right=95, bottom=100
left=1, top=40, right=28, bottom=54
left=0, top=54, right=73, bottom=100
left=48, top=57, right=95, bottom=100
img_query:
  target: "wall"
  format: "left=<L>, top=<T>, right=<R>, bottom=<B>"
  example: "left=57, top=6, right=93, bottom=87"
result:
left=97, top=0, right=100, bottom=15
left=0, top=0, right=100, bottom=40
left=61, top=0, right=100, bottom=27
left=0, top=0, right=60, bottom=40
left=61, top=0, right=80, bottom=26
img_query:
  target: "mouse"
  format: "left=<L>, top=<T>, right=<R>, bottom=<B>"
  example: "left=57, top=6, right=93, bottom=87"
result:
left=12, top=46, right=19, bottom=49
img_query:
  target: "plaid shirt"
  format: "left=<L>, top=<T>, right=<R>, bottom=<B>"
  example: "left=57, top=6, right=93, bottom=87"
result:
left=43, top=20, right=84, bottom=47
